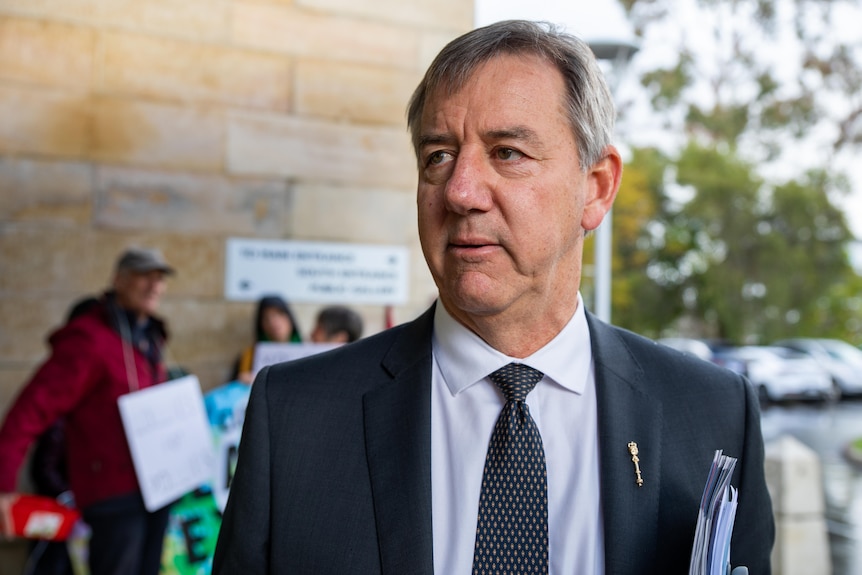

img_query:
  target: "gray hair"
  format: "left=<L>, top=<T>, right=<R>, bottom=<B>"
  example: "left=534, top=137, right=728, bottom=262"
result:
left=406, top=20, right=615, bottom=171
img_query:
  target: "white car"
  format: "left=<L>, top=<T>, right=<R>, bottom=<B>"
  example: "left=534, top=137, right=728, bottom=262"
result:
left=656, top=337, right=714, bottom=362
left=717, top=345, right=834, bottom=402
left=773, top=338, right=862, bottom=397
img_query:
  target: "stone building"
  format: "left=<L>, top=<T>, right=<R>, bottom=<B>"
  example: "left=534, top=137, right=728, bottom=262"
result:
left=0, top=0, right=473, bottom=399
left=0, top=1, right=472, bottom=569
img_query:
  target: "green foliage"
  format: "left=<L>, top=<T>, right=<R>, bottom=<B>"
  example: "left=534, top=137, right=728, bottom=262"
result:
left=759, top=94, right=817, bottom=136
left=603, top=151, right=675, bottom=337
left=606, top=0, right=862, bottom=346
left=754, top=71, right=779, bottom=100
left=614, top=144, right=860, bottom=344
left=686, top=104, right=750, bottom=144
left=640, top=52, right=694, bottom=110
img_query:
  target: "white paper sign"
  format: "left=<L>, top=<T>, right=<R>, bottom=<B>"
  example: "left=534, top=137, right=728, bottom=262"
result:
left=118, top=375, right=215, bottom=512
left=224, top=238, right=409, bottom=304
left=250, top=342, right=342, bottom=377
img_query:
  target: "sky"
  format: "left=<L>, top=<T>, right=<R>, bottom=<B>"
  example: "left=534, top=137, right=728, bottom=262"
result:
left=474, top=0, right=862, bottom=245
left=476, top=0, right=635, bottom=44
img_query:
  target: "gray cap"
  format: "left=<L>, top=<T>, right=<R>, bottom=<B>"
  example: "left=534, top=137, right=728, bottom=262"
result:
left=116, top=247, right=175, bottom=275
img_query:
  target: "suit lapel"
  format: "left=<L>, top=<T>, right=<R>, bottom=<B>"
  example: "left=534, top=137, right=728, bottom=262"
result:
left=363, top=306, right=435, bottom=575
left=588, top=314, right=662, bottom=575
left=361, top=307, right=664, bottom=574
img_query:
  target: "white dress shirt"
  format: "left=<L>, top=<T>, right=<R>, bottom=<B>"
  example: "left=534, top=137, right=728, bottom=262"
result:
left=430, top=294, right=605, bottom=575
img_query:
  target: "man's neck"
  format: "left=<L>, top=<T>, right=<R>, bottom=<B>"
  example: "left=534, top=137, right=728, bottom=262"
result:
left=441, top=296, right=580, bottom=359
left=125, top=309, right=148, bottom=327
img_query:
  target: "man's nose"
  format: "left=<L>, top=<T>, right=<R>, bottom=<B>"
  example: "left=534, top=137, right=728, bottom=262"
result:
left=443, top=149, right=494, bottom=215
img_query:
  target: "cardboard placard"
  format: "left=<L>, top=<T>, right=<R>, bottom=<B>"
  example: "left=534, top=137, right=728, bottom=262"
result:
left=118, top=375, right=215, bottom=512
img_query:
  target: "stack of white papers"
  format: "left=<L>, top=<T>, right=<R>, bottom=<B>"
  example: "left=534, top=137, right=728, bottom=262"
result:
left=689, top=450, right=739, bottom=575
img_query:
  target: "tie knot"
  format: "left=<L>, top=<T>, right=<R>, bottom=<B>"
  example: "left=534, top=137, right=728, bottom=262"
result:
left=489, top=362, right=544, bottom=402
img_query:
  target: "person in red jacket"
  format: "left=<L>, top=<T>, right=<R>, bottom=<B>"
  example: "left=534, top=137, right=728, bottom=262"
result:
left=0, top=247, right=176, bottom=575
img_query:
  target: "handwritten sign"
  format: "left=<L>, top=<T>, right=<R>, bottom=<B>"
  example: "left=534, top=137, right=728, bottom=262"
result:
left=224, top=238, right=409, bottom=304
left=118, top=375, right=215, bottom=512
left=161, top=382, right=252, bottom=574
left=250, top=342, right=341, bottom=378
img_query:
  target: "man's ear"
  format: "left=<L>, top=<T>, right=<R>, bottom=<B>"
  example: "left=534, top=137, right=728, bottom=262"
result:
left=581, top=145, right=622, bottom=232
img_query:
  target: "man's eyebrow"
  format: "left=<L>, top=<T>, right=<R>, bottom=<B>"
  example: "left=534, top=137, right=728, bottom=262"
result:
left=486, top=126, right=542, bottom=145
left=417, top=133, right=455, bottom=149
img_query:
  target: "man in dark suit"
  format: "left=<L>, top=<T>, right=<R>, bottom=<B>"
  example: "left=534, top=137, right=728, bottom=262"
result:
left=213, top=20, right=774, bottom=574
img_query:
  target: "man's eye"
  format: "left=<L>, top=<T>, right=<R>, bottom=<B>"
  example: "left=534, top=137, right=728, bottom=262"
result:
left=496, top=147, right=523, bottom=161
left=428, top=151, right=448, bottom=165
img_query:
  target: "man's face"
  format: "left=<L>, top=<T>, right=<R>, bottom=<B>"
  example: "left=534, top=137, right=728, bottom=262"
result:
left=114, top=269, right=167, bottom=318
left=416, top=53, right=618, bottom=329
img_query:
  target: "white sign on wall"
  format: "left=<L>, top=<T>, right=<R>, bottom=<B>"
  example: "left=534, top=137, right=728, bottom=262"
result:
left=118, top=375, right=215, bottom=512
left=224, top=238, right=409, bottom=304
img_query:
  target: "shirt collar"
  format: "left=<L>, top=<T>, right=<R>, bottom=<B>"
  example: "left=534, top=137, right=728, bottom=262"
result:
left=432, top=294, right=593, bottom=397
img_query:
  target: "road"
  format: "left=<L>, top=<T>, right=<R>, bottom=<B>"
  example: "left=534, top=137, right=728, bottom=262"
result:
left=760, top=398, right=862, bottom=575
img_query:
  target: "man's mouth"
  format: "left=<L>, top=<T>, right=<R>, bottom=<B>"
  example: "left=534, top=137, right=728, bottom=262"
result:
left=447, top=240, right=499, bottom=259
left=451, top=242, right=488, bottom=248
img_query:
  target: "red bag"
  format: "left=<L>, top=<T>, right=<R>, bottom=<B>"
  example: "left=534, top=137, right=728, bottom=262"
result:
left=5, top=494, right=80, bottom=541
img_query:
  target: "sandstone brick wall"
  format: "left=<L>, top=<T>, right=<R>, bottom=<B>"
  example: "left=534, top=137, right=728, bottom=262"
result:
left=0, top=0, right=473, bottom=415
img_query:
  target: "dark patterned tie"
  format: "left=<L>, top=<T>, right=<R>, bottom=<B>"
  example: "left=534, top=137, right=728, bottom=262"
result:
left=472, top=363, right=549, bottom=575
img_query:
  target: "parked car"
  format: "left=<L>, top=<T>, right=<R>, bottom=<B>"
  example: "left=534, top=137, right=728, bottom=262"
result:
left=713, top=345, right=834, bottom=402
left=772, top=338, right=862, bottom=397
left=657, top=337, right=715, bottom=361
left=657, top=337, right=745, bottom=372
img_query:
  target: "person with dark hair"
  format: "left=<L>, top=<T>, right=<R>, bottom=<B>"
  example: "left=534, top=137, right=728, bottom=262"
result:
left=213, top=20, right=773, bottom=575
left=0, top=247, right=176, bottom=575
left=310, top=305, right=364, bottom=344
left=232, top=295, right=302, bottom=384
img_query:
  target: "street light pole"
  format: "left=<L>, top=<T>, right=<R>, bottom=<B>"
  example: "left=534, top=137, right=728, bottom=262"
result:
left=594, top=202, right=614, bottom=323
left=588, top=40, right=638, bottom=323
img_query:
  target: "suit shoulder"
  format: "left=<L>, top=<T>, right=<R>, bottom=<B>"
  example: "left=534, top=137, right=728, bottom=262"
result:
left=598, top=323, right=747, bottom=394
left=264, top=311, right=432, bottom=384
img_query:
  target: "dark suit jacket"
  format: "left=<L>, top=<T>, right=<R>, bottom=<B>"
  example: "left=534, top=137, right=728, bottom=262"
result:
left=213, top=306, right=774, bottom=574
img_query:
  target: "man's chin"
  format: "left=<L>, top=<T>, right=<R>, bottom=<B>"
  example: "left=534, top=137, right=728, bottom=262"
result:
left=134, top=301, right=161, bottom=317
left=441, top=287, right=508, bottom=320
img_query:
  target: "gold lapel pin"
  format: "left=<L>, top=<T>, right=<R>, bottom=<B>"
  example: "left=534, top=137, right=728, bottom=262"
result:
left=628, top=441, right=644, bottom=487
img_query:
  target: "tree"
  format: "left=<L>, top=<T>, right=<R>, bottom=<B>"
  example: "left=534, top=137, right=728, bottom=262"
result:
left=589, top=147, right=679, bottom=338
left=610, top=0, right=862, bottom=344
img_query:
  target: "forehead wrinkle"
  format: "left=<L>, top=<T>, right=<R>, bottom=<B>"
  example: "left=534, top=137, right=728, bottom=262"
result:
left=418, top=125, right=544, bottom=149
left=485, top=126, right=542, bottom=147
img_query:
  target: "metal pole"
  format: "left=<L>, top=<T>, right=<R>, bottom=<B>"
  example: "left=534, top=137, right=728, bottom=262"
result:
left=588, top=40, right=638, bottom=324
left=595, top=210, right=613, bottom=322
